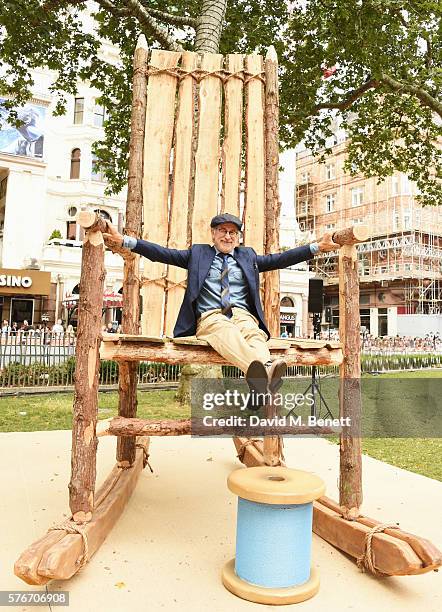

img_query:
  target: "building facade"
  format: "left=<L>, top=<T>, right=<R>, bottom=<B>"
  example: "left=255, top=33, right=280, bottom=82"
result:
left=0, top=40, right=310, bottom=334
left=0, top=60, right=126, bottom=328
left=296, top=141, right=442, bottom=337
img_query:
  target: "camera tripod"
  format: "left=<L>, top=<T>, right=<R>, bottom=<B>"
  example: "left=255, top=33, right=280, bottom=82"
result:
left=286, top=313, right=334, bottom=420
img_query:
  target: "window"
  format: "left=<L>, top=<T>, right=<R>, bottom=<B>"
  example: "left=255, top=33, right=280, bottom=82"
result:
left=401, top=174, right=411, bottom=195
left=360, top=309, right=370, bottom=331
left=70, top=148, right=81, bottom=179
left=351, top=187, right=363, bottom=207
left=93, top=102, right=105, bottom=127
left=300, top=171, right=309, bottom=184
left=298, top=200, right=307, bottom=215
left=11, top=298, right=34, bottom=325
left=391, top=175, right=399, bottom=196
left=353, top=218, right=364, bottom=225
left=66, top=221, right=77, bottom=240
left=392, top=211, right=400, bottom=232
left=403, top=210, right=411, bottom=230
left=73, top=97, right=84, bottom=124
left=281, top=296, right=294, bottom=307
left=325, top=163, right=335, bottom=180
left=326, top=223, right=335, bottom=230
left=91, top=154, right=105, bottom=182
left=94, top=208, right=112, bottom=223
left=325, top=194, right=335, bottom=213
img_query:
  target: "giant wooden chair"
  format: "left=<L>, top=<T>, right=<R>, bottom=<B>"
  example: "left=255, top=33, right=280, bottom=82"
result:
left=15, top=39, right=441, bottom=585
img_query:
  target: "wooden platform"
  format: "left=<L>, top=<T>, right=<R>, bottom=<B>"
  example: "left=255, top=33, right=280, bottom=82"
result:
left=100, top=334, right=343, bottom=367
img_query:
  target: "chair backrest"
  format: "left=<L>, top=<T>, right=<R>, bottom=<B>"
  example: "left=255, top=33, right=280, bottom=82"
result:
left=140, top=49, right=280, bottom=337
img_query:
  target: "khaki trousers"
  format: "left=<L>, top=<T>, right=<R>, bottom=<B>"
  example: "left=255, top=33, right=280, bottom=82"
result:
left=195, top=307, right=271, bottom=373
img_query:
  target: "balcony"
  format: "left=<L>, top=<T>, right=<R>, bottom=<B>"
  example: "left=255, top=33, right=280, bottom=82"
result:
left=42, top=239, right=123, bottom=272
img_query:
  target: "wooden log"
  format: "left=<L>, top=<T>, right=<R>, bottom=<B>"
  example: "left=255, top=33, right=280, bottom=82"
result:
left=165, top=51, right=197, bottom=337
left=338, top=243, right=362, bottom=518
left=141, top=49, right=181, bottom=336
left=100, top=417, right=191, bottom=437
left=76, top=211, right=130, bottom=260
left=262, top=47, right=282, bottom=467
left=68, top=225, right=106, bottom=522
left=263, top=45, right=281, bottom=339
left=117, top=34, right=148, bottom=468
left=221, top=53, right=243, bottom=216
left=15, top=438, right=150, bottom=584
left=318, top=496, right=442, bottom=571
left=312, top=499, right=440, bottom=576
left=333, top=225, right=369, bottom=246
left=263, top=410, right=283, bottom=466
left=76, top=210, right=107, bottom=232
left=192, top=52, right=223, bottom=242
left=14, top=531, right=68, bottom=586
left=99, top=337, right=344, bottom=366
left=98, top=417, right=338, bottom=438
left=233, top=437, right=266, bottom=467
left=243, top=54, right=265, bottom=254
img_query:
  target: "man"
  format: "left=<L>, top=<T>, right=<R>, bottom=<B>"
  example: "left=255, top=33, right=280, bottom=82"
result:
left=52, top=319, right=64, bottom=336
left=103, top=213, right=338, bottom=404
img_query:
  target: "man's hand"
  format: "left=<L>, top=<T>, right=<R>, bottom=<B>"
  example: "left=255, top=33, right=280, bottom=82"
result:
left=102, top=223, right=124, bottom=250
left=317, top=232, right=340, bottom=253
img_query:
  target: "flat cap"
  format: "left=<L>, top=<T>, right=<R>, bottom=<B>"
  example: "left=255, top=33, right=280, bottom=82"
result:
left=210, top=213, right=242, bottom=231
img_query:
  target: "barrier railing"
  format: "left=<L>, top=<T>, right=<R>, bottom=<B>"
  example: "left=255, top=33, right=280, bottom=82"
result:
left=1, top=332, right=441, bottom=389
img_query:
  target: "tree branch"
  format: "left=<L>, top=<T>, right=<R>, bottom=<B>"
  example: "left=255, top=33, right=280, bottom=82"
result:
left=313, top=78, right=379, bottom=112
left=380, top=73, right=442, bottom=119
left=122, top=0, right=184, bottom=51
left=139, top=2, right=198, bottom=28
left=95, top=0, right=130, bottom=18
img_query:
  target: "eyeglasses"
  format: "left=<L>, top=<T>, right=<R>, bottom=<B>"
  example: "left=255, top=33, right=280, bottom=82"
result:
left=215, top=228, right=240, bottom=237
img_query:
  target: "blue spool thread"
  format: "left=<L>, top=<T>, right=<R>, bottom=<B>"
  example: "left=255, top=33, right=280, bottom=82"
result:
left=223, top=466, right=325, bottom=604
left=235, top=498, right=313, bottom=588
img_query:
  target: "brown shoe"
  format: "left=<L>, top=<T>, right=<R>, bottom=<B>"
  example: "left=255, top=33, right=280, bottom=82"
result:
left=245, top=360, right=270, bottom=410
left=266, top=358, right=287, bottom=394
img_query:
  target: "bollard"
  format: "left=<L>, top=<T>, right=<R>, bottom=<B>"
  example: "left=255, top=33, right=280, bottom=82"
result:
left=222, top=466, right=325, bottom=605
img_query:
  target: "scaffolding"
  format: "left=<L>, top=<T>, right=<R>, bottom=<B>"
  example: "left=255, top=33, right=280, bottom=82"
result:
left=295, top=145, right=442, bottom=315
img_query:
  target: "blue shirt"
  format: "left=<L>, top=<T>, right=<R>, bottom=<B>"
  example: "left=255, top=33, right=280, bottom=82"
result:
left=195, top=250, right=250, bottom=316
left=122, top=236, right=320, bottom=316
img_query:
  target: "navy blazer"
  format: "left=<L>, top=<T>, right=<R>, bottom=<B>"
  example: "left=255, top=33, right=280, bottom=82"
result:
left=133, top=240, right=314, bottom=339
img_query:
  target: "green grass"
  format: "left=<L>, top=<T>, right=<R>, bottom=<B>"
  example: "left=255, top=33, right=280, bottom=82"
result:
left=360, top=438, right=442, bottom=481
left=0, top=390, right=188, bottom=432
left=1, top=371, right=441, bottom=481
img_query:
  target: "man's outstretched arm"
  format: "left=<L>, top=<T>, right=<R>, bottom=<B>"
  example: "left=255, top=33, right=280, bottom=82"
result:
left=102, top=224, right=190, bottom=269
left=256, top=233, right=339, bottom=272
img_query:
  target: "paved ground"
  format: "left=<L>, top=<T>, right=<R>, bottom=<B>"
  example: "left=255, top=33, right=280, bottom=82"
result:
left=1, top=430, right=441, bottom=612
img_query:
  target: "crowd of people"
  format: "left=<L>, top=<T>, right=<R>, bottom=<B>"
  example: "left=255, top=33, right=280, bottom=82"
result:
left=0, top=319, right=75, bottom=344
left=361, top=333, right=442, bottom=354
left=317, top=329, right=442, bottom=353
left=1, top=318, right=441, bottom=354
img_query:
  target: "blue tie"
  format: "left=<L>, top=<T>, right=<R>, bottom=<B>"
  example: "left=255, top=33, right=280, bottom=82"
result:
left=219, top=254, right=233, bottom=318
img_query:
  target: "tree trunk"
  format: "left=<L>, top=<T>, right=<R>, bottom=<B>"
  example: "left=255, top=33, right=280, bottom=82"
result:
left=195, top=0, right=227, bottom=53
left=176, top=3, right=228, bottom=402
left=117, top=35, right=148, bottom=467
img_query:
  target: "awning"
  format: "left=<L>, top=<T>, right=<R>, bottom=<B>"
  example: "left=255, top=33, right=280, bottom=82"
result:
left=63, top=292, right=123, bottom=309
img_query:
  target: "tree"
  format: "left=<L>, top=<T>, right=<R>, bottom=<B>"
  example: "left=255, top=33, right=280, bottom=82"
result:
left=0, top=1, right=441, bottom=204
left=283, top=0, right=442, bottom=206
